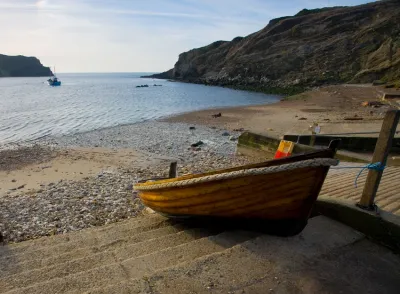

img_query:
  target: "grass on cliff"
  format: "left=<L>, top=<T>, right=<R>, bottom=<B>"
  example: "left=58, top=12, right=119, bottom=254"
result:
left=226, top=84, right=306, bottom=96
left=281, top=92, right=311, bottom=101
left=384, top=81, right=400, bottom=89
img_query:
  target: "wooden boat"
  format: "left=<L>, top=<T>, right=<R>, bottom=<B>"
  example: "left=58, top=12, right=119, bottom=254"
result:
left=134, top=141, right=339, bottom=235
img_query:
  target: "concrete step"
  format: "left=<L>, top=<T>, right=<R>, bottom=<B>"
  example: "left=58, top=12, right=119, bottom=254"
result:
left=85, top=216, right=369, bottom=294
left=0, top=216, right=171, bottom=265
left=0, top=224, right=189, bottom=278
left=0, top=227, right=224, bottom=292
left=3, top=230, right=259, bottom=294
left=0, top=214, right=166, bottom=256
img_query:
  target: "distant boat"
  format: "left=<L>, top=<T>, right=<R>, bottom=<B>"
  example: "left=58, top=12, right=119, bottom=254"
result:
left=47, top=67, right=61, bottom=86
left=47, top=76, right=61, bottom=86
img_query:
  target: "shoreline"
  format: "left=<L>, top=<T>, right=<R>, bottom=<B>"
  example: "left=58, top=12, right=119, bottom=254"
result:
left=0, top=91, right=280, bottom=150
left=141, top=75, right=305, bottom=96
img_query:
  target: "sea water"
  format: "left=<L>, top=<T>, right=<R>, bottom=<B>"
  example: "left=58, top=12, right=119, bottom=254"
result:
left=0, top=73, right=279, bottom=145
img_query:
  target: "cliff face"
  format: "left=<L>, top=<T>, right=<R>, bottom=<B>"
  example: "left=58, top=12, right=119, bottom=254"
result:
left=145, top=0, right=400, bottom=93
left=0, top=55, right=52, bottom=77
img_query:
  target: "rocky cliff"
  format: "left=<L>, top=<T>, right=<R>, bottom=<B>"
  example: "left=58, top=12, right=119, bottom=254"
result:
left=0, top=54, right=52, bottom=77
left=144, top=0, right=400, bottom=94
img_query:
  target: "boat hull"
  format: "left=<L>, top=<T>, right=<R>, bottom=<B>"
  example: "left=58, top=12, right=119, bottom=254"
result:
left=139, top=165, right=329, bottom=220
left=137, top=143, right=340, bottom=221
left=48, top=81, right=61, bottom=86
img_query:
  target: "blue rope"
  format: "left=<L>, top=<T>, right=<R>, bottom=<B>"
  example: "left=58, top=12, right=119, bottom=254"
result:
left=331, top=162, right=386, bottom=188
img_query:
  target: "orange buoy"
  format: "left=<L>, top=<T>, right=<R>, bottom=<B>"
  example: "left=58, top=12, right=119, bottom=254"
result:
left=274, top=140, right=294, bottom=159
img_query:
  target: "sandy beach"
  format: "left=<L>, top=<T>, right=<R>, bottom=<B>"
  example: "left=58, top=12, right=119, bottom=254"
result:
left=1, top=84, right=399, bottom=243
left=164, top=84, right=399, bottom=138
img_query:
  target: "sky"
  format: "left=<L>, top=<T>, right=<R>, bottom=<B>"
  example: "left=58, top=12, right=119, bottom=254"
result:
left=0, top=0, right=372, bottom=73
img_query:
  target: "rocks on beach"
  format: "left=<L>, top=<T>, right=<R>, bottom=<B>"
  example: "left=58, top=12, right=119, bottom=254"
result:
left=191, top=141, right=204, bottom=147
left=229, top=136, right=238, bottom=141
left=0, top=122, right=254, bottom=244
left=40, top=122, right=239, bottom=159
left=0, top=170, right=143, bottom=242
left=0, top=144, right=55, bottom=170
left=0, top=155, right=252, bottom=243
left=211, top=112, right=222, bottom=118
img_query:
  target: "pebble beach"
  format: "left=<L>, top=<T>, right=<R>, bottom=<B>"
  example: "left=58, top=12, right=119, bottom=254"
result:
left=0, top=122, right=254, bottom=243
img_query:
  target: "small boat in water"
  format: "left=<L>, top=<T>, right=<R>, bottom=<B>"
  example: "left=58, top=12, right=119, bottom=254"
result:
left=47, top=76, right=61, bottom=86
left=47, top=66, right=61, bottom=86
left=134, top=141, right=339, bottom=235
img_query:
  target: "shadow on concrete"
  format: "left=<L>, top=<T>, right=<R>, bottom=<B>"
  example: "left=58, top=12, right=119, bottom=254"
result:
left=166, top=215, right=308, bottom=237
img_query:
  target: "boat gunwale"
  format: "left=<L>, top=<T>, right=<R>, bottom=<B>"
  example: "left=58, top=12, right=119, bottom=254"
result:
left=134, top=146, right=338, bottom=189
left=134, top=158, right=338, bottom=191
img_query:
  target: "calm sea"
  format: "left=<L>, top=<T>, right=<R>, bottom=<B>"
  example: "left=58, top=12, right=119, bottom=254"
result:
left=0, top=73, right=279, bottom=145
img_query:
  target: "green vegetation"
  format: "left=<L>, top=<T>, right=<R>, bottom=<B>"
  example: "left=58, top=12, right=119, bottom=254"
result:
left=295, top=7, right=344, bottom=17
left=373, top=80, right=386, bottom=85
left=282, top=92, right=310, bottom=101
left=225, top=84, right=306, bottom=96
left=291, top=25, right=300, bottom=37
left=385, top=81, right=400, bottom=88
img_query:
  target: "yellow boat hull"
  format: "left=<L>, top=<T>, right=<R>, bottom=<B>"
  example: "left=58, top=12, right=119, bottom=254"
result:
left=139, top=166, right=325, bottom=220
left=135, top=141, right=339, bottom=227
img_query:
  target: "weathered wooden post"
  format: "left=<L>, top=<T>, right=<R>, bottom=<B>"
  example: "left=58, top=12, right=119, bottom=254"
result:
left=310, top=134, right=316, bottom=147
left=169, top=161, right=178, bottom=178
left=358, top=110, right=400, bottom=210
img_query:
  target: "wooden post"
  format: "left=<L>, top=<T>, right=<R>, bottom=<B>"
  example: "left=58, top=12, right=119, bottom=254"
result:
left=310, top=134, right=316, bottom=146
left=168, top=162, right=178, bottom=178
left=358, top=110, right=400, bottom=210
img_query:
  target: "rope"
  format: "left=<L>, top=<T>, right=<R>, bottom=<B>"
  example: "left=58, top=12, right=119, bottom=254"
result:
left=134, top=158, right=338, bottom=191
left=331, top=162, right=385, bottom=188
left=355, top=162, right=385, bottom=188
